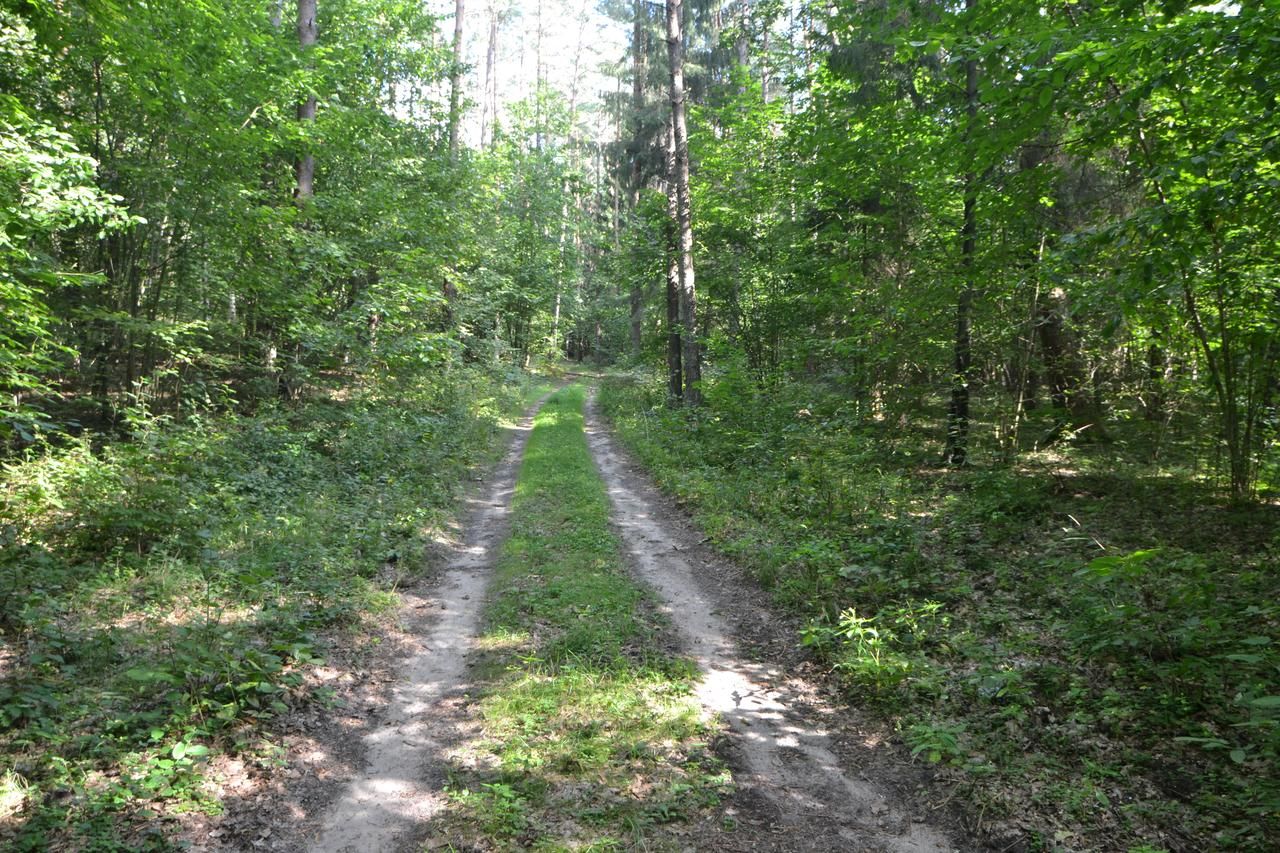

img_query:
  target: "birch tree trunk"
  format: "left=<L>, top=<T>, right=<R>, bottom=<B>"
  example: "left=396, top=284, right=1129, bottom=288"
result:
left=666, top=0, right=700, bottom=405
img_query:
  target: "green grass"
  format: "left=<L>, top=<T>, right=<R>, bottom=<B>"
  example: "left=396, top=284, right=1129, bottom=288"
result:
left=436, top=385, right=729, bottom=851
left=598, top=369, right=1280, bottom=853
left=506, top=376, right=558, bottom=424
left=0, top=367, right=541, bottom=850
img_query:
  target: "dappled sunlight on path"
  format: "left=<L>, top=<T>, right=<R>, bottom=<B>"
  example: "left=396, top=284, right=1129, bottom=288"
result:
left=309, top=405, right=543, bottom=852
left=584, top=389, right=959, bottom=853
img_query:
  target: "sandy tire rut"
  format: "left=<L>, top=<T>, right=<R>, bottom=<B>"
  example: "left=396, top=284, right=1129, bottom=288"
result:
left=305, top=397, right=545, bottom=853
left=581, top=390, right=961, bottom=853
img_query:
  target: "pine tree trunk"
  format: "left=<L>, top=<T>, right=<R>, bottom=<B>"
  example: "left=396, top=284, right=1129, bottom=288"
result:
left=484, top=11, right=496, bottom=146
left=534, top=0, right=544, bottom=150
left=664, top=120, right=682, bottom=403
left=666, top=0, right=700, bottom=405
left=628, top=0, right=647, bottom=356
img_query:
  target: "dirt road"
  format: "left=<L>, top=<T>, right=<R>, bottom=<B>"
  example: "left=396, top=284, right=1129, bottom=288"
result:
left=205, top=386, right=965, bottom=851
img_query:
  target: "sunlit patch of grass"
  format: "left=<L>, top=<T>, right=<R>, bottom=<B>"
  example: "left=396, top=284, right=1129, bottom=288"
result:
left=478, top=667, right=706, bottom=776
left=496, top=379, right=558, bottom=428
left=0, top=770, right=29, bottom=825
left=438, top=385, right=730, bottom=851
left=474, top=627, right=534, bottom=653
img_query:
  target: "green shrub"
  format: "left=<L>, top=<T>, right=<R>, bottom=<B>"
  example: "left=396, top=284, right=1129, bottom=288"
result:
left=0, top=365, right=535, bottom=848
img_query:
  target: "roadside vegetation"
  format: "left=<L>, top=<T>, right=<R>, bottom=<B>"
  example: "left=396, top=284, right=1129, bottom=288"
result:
left=0, top=368, right=541, bottom=850
left=437, top=385, right=730, bottom=851
left=600, top=372, right=1280, bottom=853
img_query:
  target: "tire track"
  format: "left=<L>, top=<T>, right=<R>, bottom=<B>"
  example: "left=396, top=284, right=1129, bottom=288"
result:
left=310, top=397, right=546, bottom=853
left=583, top=389, right=960, bottom=853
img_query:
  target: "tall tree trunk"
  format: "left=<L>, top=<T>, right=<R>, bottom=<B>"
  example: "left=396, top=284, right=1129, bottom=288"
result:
left=482, top=6, right=497, bottom=148
left=944, top=0, right=978, bottom=464
left=666, top=0, right=700, bottom=405
left=448, top=0, right=465, bottom=160
left=1038, top=287, right=1074, bottom=412
left=761, top=26, right=771, bottom=101
left=1037, top=287, right=1107, bottom=442
left=534, top=0, right=544, bottom=150
left=664, top=120, right=682, bottom=403
left=565, top=0, right=588, bottom=132
left=627, top=0, right=647, bottom=356
left=629, top=0, right=647, bottom=204
left=295, top=0, right=318, bottom=200
left=665, top=226, right=683, bottom=402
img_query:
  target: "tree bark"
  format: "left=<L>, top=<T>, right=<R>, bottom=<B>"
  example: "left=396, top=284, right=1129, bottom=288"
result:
left=448, top=0, right=465, bottom=160
left=628, top=0, right=647, bottom=356
left=944, top=0, right=977, bottom=465
left=664, top=120, right=682, bottom=403
left=534, top=0, right=544, bottom=150
left=666, top=0, right=700, bottom=405
left=295, top=0, right=317, bottom=200
left=482, top=7, right=497, bottom=148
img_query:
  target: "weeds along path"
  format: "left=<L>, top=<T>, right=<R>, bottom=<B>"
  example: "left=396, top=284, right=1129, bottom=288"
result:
left=583, top=389, right=960, bottom=853
left=308, top=393, right=549, bottom=852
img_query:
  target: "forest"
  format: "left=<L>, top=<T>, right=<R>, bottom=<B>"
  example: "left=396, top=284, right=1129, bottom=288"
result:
left=1, top=0, right=1277, bottom=850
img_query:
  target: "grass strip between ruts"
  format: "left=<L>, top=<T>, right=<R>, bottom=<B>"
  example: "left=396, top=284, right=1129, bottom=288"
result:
left=435, top=384, right=731, bottom=851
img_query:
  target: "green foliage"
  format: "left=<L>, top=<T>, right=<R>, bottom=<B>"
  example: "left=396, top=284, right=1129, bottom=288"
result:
left=601, top=371, right=1280, bottom=850
left=0, top=0, right=598, bottom=432
left=904, top=720, right=968, bottom=766
left=0, top=11, right=131, bottom=429
left=803, top=607, right=917, bottom=695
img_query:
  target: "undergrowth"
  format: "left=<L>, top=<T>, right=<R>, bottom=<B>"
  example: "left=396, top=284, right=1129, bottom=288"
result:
left=437, top=384, right=730, bottom=851
left=0, top=366, right=543, bottom=849
left=599, top=368, right=1279, bottom=853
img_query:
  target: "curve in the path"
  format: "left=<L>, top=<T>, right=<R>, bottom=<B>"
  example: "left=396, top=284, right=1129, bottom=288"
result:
left=583, top=390, right=958, bottom=853
left=311, top=402, right=543, bottom=853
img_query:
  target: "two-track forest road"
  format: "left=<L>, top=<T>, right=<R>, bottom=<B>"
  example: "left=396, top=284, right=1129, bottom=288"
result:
left=212, top=383, right=964, bottom=852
